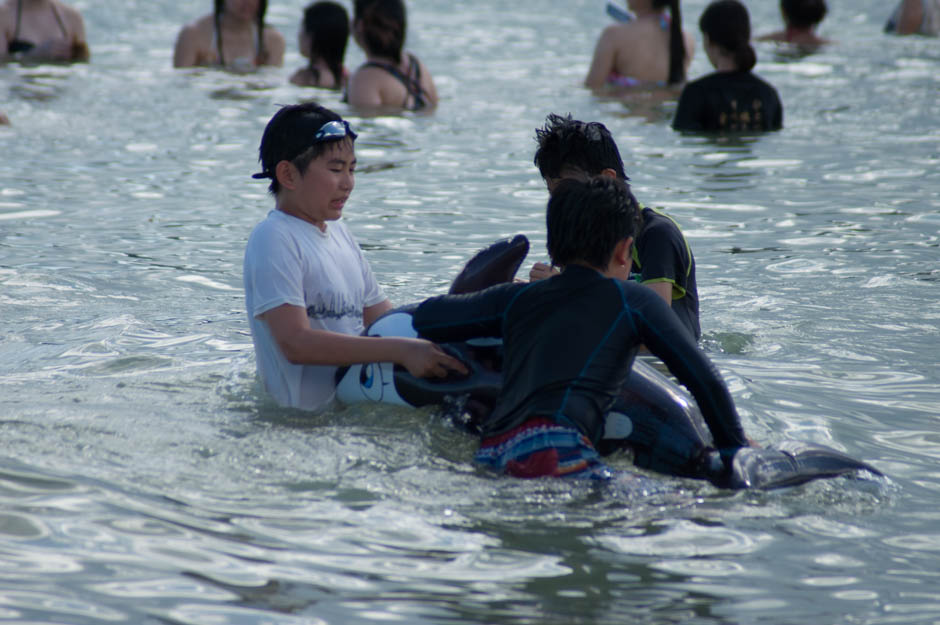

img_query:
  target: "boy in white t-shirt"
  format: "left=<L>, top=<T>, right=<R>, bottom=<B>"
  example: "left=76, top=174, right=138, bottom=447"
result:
left=243, top=103, right=466, bottom=411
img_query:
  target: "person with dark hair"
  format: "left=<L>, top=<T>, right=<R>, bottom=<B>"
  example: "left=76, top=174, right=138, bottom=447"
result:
left=584, top=0, right=694, bottom=90
left=884, top=0, right=940, bottom=35
left=531, top=113, right=701, bottom=342
left=672, top=0, right=783, bottom=132
left=173, top=0, right=285, bottom=70
left=757, top=0, right=831, bottom=48
left=346, top=0, right=437, bottom=111
left=243, top=103, right=465, bottom=411
left=0, top=0, right=89, bottom=64
left=412, top=177, right=749, bottom=480
left=291, top=1, right=349, bottom=89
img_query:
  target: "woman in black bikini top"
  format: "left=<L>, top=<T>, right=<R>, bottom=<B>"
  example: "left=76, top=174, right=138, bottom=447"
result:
left=346, top=0, right=437, bottom=111
left=4, top=0, right=88, bottom=62
left=358, top=52, right=428, bottom=110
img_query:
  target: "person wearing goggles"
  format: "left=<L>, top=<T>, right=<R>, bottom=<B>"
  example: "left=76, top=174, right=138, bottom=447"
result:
left=242, top=103, right=466, bottom=412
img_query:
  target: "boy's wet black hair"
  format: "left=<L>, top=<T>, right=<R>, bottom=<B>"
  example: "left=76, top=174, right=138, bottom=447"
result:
left=781, top=0, right=827, bottom=29
left=534, top=114, right=628, bottom=183
left=253, top=102, right=357, bottom=194
left=546, top=177, right=641, bottom=270
left=354, top=0, right=407, bottom=61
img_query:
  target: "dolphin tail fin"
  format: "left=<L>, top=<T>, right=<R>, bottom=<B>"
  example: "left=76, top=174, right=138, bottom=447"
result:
left=727, top=440, right=883, bottom=490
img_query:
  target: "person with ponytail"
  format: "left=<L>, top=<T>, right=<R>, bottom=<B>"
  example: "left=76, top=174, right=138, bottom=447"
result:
left=174, top=0, right=285, bottom=71
left=584, top=0, right=694, bottom=90
left=672, top=0, right=782, bottom=132
left=290, top=1, right=350, bottom=89
left=346, top=0, right=437, bottom=111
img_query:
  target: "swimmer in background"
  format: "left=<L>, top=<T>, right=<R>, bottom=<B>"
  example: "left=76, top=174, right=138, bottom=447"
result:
left=884, top=0, right=940, bottom=36
left=0, top=0, right=89, bottom=64
left=0, top=110, right=9, bottom=124
left=672, top=0, right=783, bottom=132
left=412, top=177, right=750, bottom=480
left=173, top=0, right=285, bottom=71
left=290, top=1, right=349, bottom=89
left=584, top=0, right=694, bottom=90
left=346, top=0, right=438, bottom=112
left=530, top=113, right=701, bottom=342
left=757, top=0, right=832, bottom=50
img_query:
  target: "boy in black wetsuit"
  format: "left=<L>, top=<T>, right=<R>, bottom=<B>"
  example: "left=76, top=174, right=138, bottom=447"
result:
left=530, top=113, right=701, bottom=341
left=412, top=178, right=748, bottom=479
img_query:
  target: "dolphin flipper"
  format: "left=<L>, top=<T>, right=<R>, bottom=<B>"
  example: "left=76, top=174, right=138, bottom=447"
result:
left=449, top=235, right=530, bottom=294
left=601, top=359, right=715, bottom=478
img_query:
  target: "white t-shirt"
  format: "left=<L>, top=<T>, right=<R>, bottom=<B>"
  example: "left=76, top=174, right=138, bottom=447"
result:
left=243, top=210, right=386, bottom=411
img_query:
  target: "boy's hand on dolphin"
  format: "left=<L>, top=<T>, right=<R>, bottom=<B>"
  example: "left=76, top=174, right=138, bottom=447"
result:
left=401, top=339, right=469, bottom=379
left=529, top=262, right=560, bottom=282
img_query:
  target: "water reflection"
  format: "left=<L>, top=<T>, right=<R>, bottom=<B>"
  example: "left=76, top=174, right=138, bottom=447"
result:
left=0, top=1, right=939, bottom=624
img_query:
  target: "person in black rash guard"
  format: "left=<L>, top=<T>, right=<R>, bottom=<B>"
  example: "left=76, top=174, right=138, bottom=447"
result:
left=531, top=113, right=700, bottom=341
left=412, top=178, right=749, bottom=480
left=672, top=0, right=783, bottom=132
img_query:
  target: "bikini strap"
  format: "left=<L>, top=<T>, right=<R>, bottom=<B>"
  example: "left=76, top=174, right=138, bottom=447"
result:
left=12, top=0, right=23, bottom=41
left=213, top=12, right=225, bottom=66
left=50, top=0, right=69, bottom=40
left=360, top=54, right=428, bottom=110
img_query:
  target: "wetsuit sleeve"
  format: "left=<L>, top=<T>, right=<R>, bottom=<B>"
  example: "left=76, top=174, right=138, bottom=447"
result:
left=412, top=282, right=525, bottom=343
left=635, top=215, right=688, bottom=293
left=627, top=287, right=748, bottom=451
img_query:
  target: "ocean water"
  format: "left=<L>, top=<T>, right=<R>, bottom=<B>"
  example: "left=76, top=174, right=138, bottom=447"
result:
left=1, top=0, right=938, bottom=623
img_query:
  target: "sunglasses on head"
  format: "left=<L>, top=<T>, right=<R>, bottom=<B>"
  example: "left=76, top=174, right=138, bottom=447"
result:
left=313, top=120, right=355, bottom=142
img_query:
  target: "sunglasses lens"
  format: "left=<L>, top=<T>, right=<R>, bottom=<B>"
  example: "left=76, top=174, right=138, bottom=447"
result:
left=314, top=121, right=349, bottom=141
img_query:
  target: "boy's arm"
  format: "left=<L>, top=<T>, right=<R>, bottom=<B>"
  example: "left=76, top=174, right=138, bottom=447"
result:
left=413, top=282, right=523, bottom=343
left=644, top=281, right=673, bottom=306
left=363, top=299, right=394, bottom=326
left=635, top=215, right=690, bottom=305
left=632, top=292, right=748, bottom=452
left=262, top=303, right=466, bottom=378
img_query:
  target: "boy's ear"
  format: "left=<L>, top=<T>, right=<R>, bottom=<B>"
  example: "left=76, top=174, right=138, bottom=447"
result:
left=613, top=236, right=634, bottom=267
left=275, top=160, right=298, bottom=191
left=603, top=236, right=634, bottom=280
left=600, top=168, right=619, bottom=180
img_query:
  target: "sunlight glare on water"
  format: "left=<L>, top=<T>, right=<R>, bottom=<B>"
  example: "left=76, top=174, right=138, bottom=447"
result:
left=0, top=0, right=938, bottom=623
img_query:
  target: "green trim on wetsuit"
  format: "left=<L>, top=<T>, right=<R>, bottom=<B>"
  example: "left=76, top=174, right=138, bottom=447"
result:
left=630, top=206, right=700, bottom=340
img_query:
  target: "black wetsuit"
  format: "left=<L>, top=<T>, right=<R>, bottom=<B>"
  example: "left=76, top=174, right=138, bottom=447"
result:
left=633, top=207, right=700, bottom=341
left=359, top=53, right=429, bottom=111
left=413, top=264, right=747, bottom=452
left=672, top=71, right=783, bottom=132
